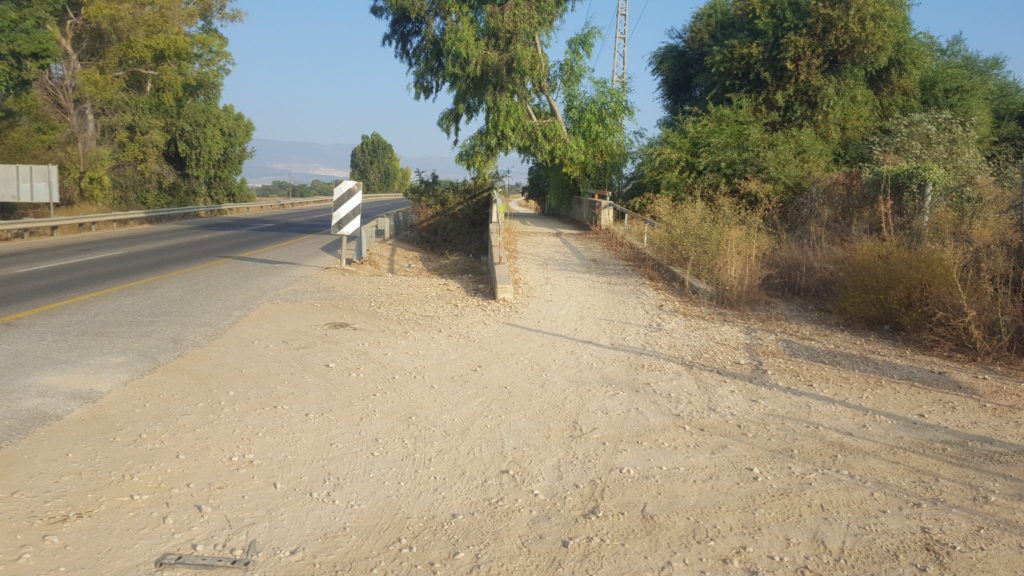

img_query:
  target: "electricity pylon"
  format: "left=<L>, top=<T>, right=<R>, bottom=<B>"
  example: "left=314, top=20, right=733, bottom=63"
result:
left=612, top=0, right=628, bottom=87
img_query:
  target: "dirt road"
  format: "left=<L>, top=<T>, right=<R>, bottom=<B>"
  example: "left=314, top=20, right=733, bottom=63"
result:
left=1, top=211, right=1022, bottom=575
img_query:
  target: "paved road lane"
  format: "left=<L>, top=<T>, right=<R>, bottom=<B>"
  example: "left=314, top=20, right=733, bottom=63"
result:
left=0, top=197, right=408, bottom=445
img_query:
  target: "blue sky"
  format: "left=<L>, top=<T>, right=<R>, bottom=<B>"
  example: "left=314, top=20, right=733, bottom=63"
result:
left=221, top=1, right=1024, bottom=180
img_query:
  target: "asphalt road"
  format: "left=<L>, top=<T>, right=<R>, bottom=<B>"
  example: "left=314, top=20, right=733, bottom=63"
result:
left=0, top=197, right=408, bottom=446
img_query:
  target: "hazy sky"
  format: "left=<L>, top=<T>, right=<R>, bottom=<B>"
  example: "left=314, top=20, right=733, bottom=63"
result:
left=221, top=1, right=1024, bottom=177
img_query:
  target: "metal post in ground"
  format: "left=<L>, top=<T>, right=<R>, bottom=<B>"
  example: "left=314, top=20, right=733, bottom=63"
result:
left=357, top=225, right=372, bottom=260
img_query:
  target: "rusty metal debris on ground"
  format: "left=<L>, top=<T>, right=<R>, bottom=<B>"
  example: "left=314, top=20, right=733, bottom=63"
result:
left=154, top=540, right=257, bottom=572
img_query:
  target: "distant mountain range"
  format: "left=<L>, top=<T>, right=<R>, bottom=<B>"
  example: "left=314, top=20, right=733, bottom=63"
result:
left=242, top=138, right=471, bottom=186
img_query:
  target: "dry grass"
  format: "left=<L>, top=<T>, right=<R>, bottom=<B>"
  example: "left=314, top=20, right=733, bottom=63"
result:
left=623, top=173, right=1024, bottom=362
left=639, top=196, right=771, bottom=308
left=834, top=230, right=1023, bottom=361
left=764, top=236, right=843, bottom=302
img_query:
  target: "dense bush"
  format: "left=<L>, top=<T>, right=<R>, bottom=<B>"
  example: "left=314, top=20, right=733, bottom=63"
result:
left=0, top=1, right=253, bottom=210
left=404, top=171, right=490, bottom=256
left=630, top=0, right=1024, bottom=361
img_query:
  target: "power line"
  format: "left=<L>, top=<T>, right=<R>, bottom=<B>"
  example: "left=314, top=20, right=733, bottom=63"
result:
left=630, top=0, right=650, bottom=39
left=593, top=9, right=617, bottom=70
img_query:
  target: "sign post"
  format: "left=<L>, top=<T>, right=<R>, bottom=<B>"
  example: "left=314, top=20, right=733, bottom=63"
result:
left=331, top=180, right=362, bottom=267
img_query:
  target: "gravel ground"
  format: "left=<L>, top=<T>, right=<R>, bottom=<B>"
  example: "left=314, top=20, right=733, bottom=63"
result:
left=0, top=210, right=1022, bottom=576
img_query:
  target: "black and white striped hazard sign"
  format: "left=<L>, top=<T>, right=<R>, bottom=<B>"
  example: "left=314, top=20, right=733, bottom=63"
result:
left=331, top=180, right=362, bottom=235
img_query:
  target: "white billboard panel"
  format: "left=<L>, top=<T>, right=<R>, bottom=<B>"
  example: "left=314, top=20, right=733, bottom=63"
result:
left=0, top=165, right=60, bottom=204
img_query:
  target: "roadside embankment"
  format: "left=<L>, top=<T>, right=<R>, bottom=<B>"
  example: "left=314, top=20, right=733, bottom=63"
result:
left=0, top=211, right=1020, bottom=576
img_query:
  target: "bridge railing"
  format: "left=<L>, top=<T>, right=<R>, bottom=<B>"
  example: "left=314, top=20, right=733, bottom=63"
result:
left=609, top=201, right=658, bottom=248
left=352, top=204, right=414, bottom=261
left=569, top=195, right=714, bottom=301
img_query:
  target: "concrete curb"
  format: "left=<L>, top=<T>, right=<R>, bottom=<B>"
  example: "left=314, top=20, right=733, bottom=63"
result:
left=489, top=193, right=513, bottom=301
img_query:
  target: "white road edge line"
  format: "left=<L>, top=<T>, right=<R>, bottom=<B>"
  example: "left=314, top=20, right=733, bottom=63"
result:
left=16, top=251, right=125, bottom=273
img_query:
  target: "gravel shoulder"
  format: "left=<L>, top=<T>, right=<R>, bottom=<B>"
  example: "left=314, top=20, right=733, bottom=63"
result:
left=1, top=211, right=1022, bottom=576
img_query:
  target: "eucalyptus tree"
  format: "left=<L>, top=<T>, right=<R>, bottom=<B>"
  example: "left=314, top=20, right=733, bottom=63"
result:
left=370, top=0, right=633, bottom=192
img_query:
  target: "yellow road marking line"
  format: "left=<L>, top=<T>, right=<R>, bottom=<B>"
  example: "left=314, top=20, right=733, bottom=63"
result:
left=1, top=232, right=322, bottom=324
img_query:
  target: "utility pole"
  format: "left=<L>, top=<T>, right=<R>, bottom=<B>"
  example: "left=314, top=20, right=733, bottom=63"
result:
left=612, top=0, right=629, bottom=88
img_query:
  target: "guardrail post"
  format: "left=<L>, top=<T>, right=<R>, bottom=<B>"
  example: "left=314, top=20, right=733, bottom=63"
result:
left=356, top=225, right=371, bottom=260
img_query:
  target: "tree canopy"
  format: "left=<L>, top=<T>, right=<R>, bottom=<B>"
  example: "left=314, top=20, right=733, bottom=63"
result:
left=349, top=132, right=411, bottom=195
left=370, top=0, right=632, bottom=190
left=650, top=0, right=919, bottom=154
left=639, top=0, right=1024, bottom=208
left=0, top=0, right=253, bottom=209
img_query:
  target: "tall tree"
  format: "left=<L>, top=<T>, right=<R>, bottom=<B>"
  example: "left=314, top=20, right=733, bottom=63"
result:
left=349, top=132, right=411, bottom=195
left=0, top=0, right=252, bottom=208
left=371, top=0, right=576, bottom=175
left=371, top=0, right=631, bottom=184
left=651, top=0, right=920, bottom=156
left=917, top=34, right=1024, bottom=181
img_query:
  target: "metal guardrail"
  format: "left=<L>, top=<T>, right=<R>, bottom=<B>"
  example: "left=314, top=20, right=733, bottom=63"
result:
left=0, top=197, right=333, bottom=233
left=352, top=205, right=414, bottom=261
left=609, top=201, right=658, bottom=247
left=0, top=195, right=406, bottom=241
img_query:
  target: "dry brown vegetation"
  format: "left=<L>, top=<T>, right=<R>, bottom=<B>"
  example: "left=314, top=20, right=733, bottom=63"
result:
left=622, top=171, right=1024, bottom=363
